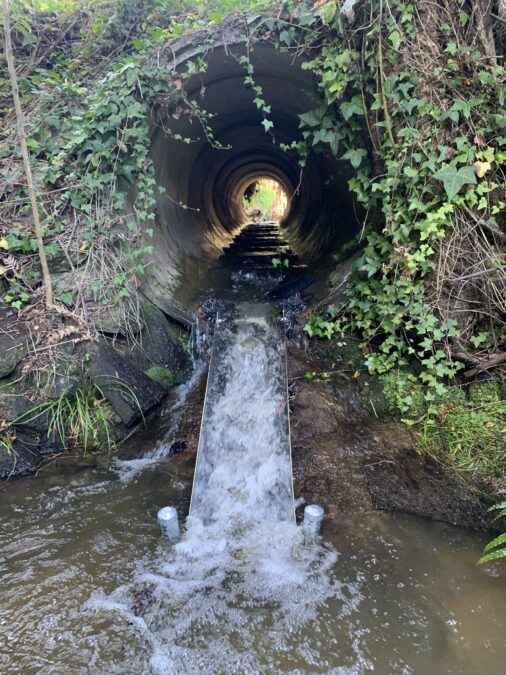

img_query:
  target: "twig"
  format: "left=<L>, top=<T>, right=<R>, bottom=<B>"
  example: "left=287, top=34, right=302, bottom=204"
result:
left=450, top=266, right=506, bottom=282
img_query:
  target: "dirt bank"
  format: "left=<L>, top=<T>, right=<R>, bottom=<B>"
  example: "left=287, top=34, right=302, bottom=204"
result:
left=288, top=346, right=496, bottom=531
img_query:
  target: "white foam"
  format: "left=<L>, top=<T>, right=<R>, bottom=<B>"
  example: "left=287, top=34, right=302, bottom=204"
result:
left=88, top=513, right=364, bottom=673
left=111, top=457, right=160, bottom=482
left=89, top=304, right=365, bottom=671
left=190, top=306, right=293, bottom=524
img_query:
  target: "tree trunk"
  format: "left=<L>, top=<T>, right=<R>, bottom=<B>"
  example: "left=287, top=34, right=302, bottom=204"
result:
left=1, top=0, right=53, bottom=308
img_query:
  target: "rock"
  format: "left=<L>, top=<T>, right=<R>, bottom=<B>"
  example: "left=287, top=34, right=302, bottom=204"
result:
left=128, top=301, right=189, bottom=374
left=290, top=382, right=343, bottom=442
left=0, top=387, right=34, bottom=422
left=92, top=303, right=143, bottom=336
left=84, top=342, right=166, bottom=426
left=0, top=426, right=67, bottom=480
left=0, top=440, right=40, bottom=479
left=145, top=366, right=185, bottom=390
left=364, top=441, right=494, bottom=531
left=0, top=332, right=27, bottom=378
left=27, top=340, right=81, bottom=401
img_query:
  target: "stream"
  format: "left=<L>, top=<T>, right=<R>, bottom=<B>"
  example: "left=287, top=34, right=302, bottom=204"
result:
left=1, top=222, right=505, bottom=674
left=1, top=454, right=505, bottom=674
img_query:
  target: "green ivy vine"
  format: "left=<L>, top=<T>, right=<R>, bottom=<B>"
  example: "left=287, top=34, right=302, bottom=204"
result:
left=278, top=0, right=506, bottom=411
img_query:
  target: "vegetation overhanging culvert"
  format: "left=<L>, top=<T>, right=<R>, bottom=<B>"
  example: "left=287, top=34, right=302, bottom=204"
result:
left=0, top=0, right=505, bottom=553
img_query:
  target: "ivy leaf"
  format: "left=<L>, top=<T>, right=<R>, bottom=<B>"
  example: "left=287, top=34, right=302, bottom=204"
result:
left=26, top=138, right=40, bottom=150
left=126, top=67, right=137, bottom=87
left=449, top=97, right=483, bottom=122
left=313, top=0, right=337, bottom=25
left=342, top=148, right=367, bottom=168
left=279, top=30, right=292, bottom=46
left=340, top=97, right=364, bottom=120
left=262, top=119, right=274, bottom=133
left=388, top=30, right=401, bottom=50
left=432, top=165, right=477, bottom=199
left=22, top=32, right=38, bottom=47
left=320, top=0, right=337, bottom=25
left=340, top=0, right=359, bottom=20
left=0, top=238, right=9, bottom=251
left=44, top=242, right=59, bottom=257
left=473, top=161, right=491, bottom=178
left=299, top=110, right=322, bottom=128
left=58, top=292, right=74, bottom=307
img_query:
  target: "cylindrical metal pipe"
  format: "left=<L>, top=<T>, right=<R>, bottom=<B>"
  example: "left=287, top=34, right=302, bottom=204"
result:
left=303, top=504, right=324, bottom=535
left=157, top=506, right=180, bottom=543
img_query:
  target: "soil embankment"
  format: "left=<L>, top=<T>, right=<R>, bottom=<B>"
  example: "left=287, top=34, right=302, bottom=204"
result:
left=288, top=347, right=495, bottom=531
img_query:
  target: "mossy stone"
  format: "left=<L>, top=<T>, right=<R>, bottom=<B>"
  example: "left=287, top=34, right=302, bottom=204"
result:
left=0, top=334, right=27, bottom=379
left=145, top=366, right=185, bottom=390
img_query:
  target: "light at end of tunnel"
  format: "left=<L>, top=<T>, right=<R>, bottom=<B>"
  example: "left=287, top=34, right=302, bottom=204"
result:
left=242, top=178, right=289, bottom=222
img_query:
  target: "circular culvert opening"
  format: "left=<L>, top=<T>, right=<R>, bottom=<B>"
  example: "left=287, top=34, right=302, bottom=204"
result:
left=137, top=42, right=362, bottom=305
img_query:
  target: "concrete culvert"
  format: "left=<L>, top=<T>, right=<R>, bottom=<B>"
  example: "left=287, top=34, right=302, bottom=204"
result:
left=140, top=41, right=360, bottom=305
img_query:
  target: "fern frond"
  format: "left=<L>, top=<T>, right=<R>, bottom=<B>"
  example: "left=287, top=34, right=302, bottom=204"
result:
left=478, top=546, right=506, bottom=565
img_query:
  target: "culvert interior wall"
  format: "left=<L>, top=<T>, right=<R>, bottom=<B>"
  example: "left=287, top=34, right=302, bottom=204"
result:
left=139, top=41, right=360, bottom=305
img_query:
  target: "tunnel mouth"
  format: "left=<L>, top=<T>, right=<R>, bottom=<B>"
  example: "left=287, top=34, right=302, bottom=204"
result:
left=140, top=41, right=362, bottom=307
left=241, top=177, right=289, bottom=222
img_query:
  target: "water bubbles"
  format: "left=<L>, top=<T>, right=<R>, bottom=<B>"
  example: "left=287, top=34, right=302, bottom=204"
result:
left=103, top=515, right=361, bottom=674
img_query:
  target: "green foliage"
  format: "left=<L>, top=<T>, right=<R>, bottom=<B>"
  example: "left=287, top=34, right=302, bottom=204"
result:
left=304, top=304, right=343, bottom=339
left=2, top=0, right=505, bottom=412
left=383, top=375, right=506, bottom=481
left=4, top=288, right=30, bottom=311
left=478, top=503, right=506, bottom=565
left=287, top=0, right=506, bottom=409
left=240, top=53, right=275, bottom=134
left=381, top=370, right=427, bottom=420
left=11, top=378, right=137, bottom=455
left=243, top=183, right=276, bottom=215
left=48, top=385, right=113, bottom=453
left=419, top=391, right=505, bottom=480
left=272, top=256, right=290, bottom=270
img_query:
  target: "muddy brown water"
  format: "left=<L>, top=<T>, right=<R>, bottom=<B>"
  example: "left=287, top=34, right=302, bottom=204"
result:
left=1, top=452, right=505, bottom=674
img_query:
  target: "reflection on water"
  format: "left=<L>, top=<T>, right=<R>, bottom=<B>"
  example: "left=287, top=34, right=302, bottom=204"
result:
left=1, top=457, right=505, bottom=674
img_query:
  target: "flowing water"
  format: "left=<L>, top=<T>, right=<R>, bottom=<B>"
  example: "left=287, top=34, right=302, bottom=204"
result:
left=1, top=457, right=505, bottom=674
left=190, top=302, right=294, bottom=524
left=1, top=225, right=506, bottom=673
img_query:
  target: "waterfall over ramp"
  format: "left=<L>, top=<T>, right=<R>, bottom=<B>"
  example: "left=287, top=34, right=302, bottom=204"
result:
left=190, top=302, right=295, bottom=525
